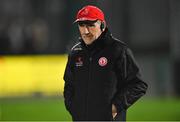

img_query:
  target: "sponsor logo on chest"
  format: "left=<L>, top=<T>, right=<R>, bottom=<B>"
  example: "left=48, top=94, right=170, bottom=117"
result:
left=75, top=57, right=83, bottom=67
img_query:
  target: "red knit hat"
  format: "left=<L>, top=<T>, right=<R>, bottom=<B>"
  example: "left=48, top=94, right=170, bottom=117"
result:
left=74, top=5, right=105, bottom=23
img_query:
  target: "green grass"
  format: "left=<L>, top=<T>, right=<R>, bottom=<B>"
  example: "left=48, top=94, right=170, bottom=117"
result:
left=0, top=97, right=180, bottom=121
left=0, top=97, right=71, bottom=121
left=127, top=98, right=180, bottom=121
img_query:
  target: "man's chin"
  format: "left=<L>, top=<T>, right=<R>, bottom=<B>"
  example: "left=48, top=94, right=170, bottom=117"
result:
left=83, top=40, right=93, bottom=45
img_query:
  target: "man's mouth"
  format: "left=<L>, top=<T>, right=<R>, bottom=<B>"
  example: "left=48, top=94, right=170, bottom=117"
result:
left=83, top=34, right=92, bottom=38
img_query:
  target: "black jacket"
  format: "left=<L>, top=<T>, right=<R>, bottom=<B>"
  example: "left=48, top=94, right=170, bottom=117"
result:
left=63, top=28, right=148, bottom=121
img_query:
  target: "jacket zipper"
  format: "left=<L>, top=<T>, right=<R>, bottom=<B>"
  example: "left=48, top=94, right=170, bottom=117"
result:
left=85, top=55, right=92, bottom=119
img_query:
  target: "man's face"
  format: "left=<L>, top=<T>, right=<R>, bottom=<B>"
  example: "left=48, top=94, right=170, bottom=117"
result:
left=78, top=20, right=102, bottom=45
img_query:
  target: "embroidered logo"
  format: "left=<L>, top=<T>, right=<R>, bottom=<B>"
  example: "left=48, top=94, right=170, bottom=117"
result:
left=75, top=57, right=83, bottom=67
left=82, top=8, right=89, bottom=16
left=98, top=57, right=107, bottom=67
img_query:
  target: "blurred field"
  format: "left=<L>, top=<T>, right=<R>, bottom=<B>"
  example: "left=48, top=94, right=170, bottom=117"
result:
left=0, top=97, right=180, bottom=121
left=0, top=97, right=71, bottom=121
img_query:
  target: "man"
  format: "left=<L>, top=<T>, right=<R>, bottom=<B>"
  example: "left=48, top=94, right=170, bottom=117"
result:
left=63, top=5, right=148, bottom=121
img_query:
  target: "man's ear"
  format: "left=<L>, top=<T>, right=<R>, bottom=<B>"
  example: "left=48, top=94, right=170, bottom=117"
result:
left=100, top=22, right=106, bottom=31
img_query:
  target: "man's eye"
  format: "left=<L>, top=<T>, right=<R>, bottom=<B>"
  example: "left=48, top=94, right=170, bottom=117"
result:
left=88, top=24, right=95, bottom=27
left=78, top=23, right=85, bottom=27
left=78, top=23, right=95, bottom=27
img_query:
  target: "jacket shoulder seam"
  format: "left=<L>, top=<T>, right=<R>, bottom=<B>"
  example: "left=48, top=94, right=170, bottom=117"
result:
left=71, top=42, right=82, bottom=51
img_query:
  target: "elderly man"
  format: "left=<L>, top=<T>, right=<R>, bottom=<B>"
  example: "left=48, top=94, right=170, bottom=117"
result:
left=63, top=5, right=148, bottom=121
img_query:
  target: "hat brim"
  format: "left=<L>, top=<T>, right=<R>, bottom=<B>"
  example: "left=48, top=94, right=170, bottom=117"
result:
left=73, top=17, right=97, bottom=23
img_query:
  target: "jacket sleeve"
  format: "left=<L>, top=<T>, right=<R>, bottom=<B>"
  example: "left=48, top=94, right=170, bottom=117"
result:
left=112, top=47, right=148, bottom=113
left=63, top=53, right=74, bottom=114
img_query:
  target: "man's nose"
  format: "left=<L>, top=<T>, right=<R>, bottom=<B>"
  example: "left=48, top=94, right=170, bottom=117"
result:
left=83, top=26, right=89, bottom=34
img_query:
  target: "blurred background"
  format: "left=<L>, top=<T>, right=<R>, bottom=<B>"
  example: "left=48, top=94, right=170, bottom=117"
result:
left=0, top=0, right=180, bottom=121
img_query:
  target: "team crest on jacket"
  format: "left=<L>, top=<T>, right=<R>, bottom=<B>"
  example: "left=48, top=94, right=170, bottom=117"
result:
left=75, top=57, right=83, bottom=67
left=98, top=57, right=107, bottom=67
